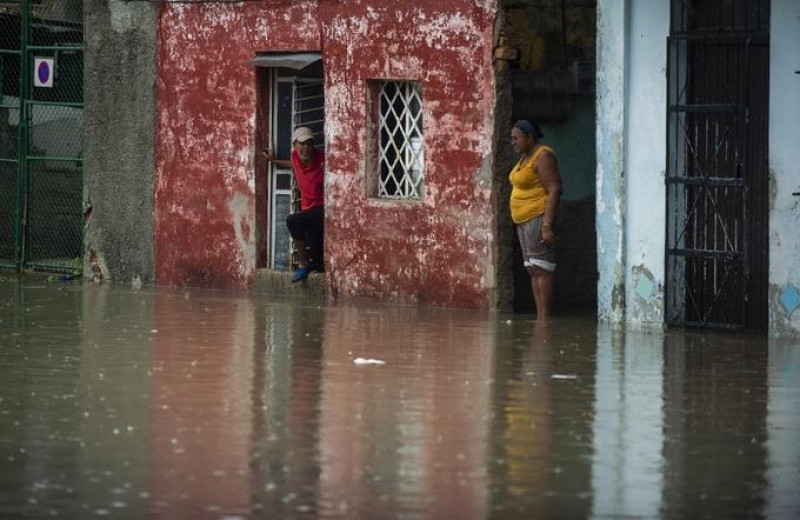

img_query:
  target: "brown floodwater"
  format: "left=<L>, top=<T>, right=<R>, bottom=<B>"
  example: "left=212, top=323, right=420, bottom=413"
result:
left=0, top=278, right=798, bottom=519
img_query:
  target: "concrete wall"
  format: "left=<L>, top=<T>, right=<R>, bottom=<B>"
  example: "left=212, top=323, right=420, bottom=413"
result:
left=598, top=0, right=798, bottom=337
left=596, top=0, right=669, bottom=326
left=622, top=1, right=668, bottom=326
left=768, top=0, right=800, bottom=338
left=156, top=2, right=499, bottom=308
left=84, top=0, right=156, bottom=284
left=595, top=0, right=626, bottom=322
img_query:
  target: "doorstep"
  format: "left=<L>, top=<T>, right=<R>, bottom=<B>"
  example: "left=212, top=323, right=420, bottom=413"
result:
left=254, top=268, right=325, bottom=300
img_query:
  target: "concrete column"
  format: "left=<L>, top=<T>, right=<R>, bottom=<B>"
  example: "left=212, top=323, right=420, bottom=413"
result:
left=623, top=2, right=668, bottom=326
left=595, top=0, right=627, bottom=323
left=768, top=0, right=800, bottom=338
left=83, top=0, right=157, bottom=284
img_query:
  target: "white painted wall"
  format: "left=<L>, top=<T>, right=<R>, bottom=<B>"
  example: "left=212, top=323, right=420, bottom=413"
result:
left=623, top=1, right=669, bottom=325
left=768, top=0, right=800, bottom=337
left=596, top=0, right=627, bottom=323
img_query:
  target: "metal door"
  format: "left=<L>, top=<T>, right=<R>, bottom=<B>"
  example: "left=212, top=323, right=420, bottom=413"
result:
left=665, top=0, right=770, bottom=329
left=0, top=0, right=83, bottom=274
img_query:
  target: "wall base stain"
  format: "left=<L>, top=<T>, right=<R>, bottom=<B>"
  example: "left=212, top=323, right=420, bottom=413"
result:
left=630, top=264, right=663, bottom=325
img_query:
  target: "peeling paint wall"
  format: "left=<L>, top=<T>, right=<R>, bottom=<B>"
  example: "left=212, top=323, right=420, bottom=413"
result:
left=623, top=1, right=668, bottom=327
left=768, top=0, right=800, bottom=338
left=595, top=0, right=626, bottom=323
left=155, top=2, right=321, bottom=289
left=598, top=0, right=799, bottom=337
left=320, top=1, right=498, bottom=307
left=84, top=0, right=157, bottom=285
left=155, top=1, right=499, bottom=307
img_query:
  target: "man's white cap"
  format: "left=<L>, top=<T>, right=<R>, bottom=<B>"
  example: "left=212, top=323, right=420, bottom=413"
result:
left=292, top=126, right=315, bottom=143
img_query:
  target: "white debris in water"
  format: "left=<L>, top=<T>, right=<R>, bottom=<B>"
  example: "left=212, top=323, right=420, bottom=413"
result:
left=150, top=329, right=158, bottom=333
left=505, top=319, right=512, bottom=324
left=550, top=374, right=578, bottom=380
left=353, top=358, right=386, bottom=365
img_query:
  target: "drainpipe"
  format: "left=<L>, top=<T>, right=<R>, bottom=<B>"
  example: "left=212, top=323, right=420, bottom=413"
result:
left=596, top=0, right=628, bottom=324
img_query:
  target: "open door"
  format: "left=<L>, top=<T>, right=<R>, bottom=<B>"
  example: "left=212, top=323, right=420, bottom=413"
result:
left=253, top=55, right=324, bottom=271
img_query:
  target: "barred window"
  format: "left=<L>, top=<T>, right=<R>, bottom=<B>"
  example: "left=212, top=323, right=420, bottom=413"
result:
left=375, top=80, right=424, bottom=200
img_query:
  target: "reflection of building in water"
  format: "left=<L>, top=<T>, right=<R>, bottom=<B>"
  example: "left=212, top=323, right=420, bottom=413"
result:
left=492, top=321, right=595, bottom=517
left=591, top=329, right=664, bottom=518
left=317, top=306, right=495, bottom=519
left=149, top=294, right=256, bottom=518
left=766, top=341, right=800, bottom=519
left=661, top=332, right=768, bottom=518
left=590, top=328, right=773, bottom=519
left=252, top=302, right=324, bottom=516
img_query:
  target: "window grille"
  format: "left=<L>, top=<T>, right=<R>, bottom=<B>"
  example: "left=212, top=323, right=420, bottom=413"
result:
left=376, top=80, right=424, bottom=200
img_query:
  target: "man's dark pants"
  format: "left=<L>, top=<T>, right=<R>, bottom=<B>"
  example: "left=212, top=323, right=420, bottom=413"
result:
left=286, top=206, right=324, bottom=272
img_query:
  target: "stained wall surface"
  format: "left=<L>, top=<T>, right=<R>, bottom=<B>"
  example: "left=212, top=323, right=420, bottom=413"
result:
left=155, top=1, right=499, bottom=308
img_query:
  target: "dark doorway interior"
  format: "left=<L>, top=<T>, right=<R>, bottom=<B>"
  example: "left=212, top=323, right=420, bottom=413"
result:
left=504, top=0, right=598, bottom=314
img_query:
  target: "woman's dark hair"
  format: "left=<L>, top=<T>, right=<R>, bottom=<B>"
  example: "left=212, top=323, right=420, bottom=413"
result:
left=513, top=120, right=544, bottom=139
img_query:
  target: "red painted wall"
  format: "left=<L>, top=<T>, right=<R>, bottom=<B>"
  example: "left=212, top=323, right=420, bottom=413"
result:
left=156, top=1, right=499, bottom=307
left=155, top=2, right=321, bottom=288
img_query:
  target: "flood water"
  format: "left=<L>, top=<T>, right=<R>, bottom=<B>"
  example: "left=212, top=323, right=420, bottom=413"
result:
left=0, top=278, right=799, bottom=519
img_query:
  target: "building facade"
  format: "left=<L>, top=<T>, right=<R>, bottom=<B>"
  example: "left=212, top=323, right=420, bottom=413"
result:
left=78, top=0, right=799, bottom=336
left=596, top=0, right=800, bottom=337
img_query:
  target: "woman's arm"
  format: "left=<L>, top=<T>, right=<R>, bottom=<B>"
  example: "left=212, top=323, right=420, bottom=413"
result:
left=536, top=151, right=563, bottom=245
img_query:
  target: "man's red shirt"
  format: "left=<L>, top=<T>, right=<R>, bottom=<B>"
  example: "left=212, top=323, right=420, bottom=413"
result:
left=291, top=149, right=325, bottom=211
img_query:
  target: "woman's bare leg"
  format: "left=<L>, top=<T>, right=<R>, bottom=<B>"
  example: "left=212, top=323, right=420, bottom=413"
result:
left=535, top=270, right=555, bottom=319
left=529, top=267, right=555, bottom=320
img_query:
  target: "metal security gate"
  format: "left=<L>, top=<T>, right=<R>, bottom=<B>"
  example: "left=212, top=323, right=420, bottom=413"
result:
left=665, top=0, right=770, bottom=329
left=0, top=0, right=83, bottom=274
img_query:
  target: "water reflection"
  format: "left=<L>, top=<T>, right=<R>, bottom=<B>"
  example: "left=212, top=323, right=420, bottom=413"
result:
left=1, top=280, right=799, bottom=518
left=493, top=320, right=596, bottom=518
left=766, top=340, right=800, bottom=519
left=149, top=292, right=257, bottom=518
left=660, top=331, right=770, bottom=518
left=591, top=329, right=665, bottom=518
left=317, top=306, right=494, bottom=519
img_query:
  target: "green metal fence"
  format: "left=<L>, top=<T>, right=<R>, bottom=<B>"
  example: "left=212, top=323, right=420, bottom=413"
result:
left=0, top=0, right=83, bottom=274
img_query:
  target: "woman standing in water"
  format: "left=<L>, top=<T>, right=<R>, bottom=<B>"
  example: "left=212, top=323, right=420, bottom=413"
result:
left=509, top=120, right=563, bottom=320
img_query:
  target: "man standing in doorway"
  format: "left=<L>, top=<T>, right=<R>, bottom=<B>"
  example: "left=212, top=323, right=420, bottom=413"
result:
left=270, top=126, right=325, bottom=282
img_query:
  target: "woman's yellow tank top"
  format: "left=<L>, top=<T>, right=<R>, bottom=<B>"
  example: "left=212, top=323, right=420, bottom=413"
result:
left=509, top=145, right=555, bottom=224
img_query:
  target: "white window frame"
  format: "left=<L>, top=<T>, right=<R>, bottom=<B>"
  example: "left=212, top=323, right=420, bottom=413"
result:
left=376, top=80, right=424, bottom=200
left=268, top=73, right=324, bottom=270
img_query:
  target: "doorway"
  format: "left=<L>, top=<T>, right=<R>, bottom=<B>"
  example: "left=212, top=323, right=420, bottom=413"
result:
left=254, top=57, right=324, bottom=272
left=501, top=0, right=598, bottom=314
left=665, top=0, right=770, bottom=330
